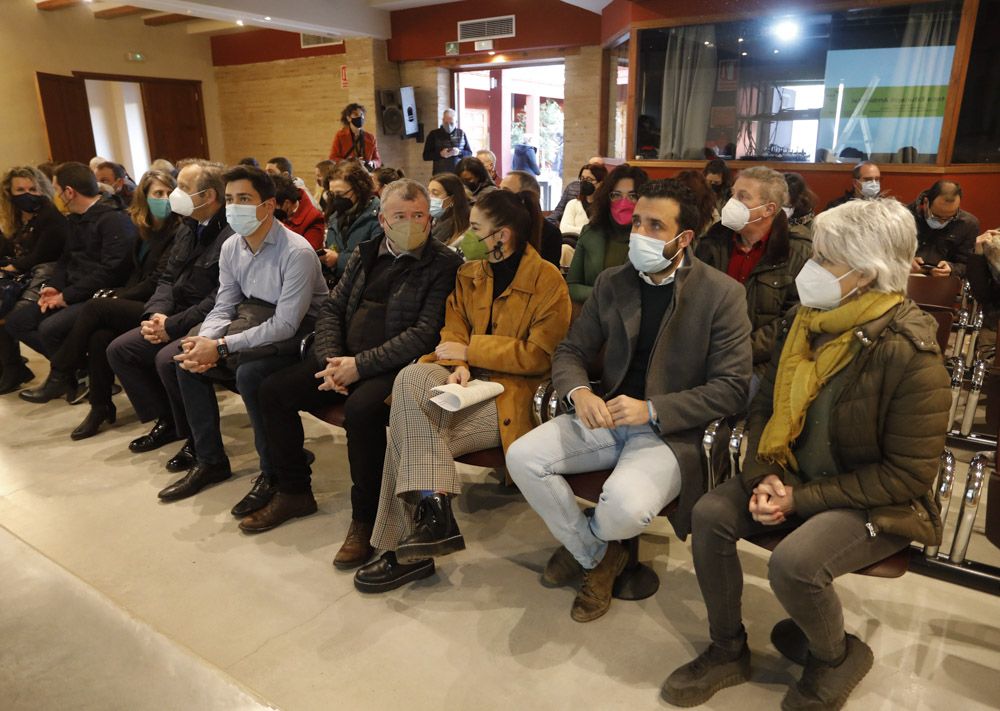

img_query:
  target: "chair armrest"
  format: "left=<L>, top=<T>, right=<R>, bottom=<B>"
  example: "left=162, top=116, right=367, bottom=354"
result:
left=300, top=331, right=315, bottom=360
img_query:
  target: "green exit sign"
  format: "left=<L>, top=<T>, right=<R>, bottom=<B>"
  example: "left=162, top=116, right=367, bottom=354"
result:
left=445, top=41, right=459, bottom=56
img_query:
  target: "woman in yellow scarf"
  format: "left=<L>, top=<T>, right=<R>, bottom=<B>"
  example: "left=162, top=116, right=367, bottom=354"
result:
left=664, top=198, right=950, bottom=711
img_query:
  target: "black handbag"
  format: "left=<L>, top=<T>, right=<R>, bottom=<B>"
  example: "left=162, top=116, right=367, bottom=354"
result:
left=0, top=273, right=28, bottom=317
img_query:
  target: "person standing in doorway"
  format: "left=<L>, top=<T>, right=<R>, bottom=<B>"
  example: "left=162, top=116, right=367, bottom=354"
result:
left=423, top=109, right=472, bottom=175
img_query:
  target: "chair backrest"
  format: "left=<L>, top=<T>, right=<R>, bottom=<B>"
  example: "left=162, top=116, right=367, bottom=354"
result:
left=907, top=274, right=962, bottom=310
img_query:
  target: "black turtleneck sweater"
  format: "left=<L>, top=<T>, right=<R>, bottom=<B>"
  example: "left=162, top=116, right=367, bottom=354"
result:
left=488, top=249, right=524, bottom=333
left=619, top=278, right=675, bottom=399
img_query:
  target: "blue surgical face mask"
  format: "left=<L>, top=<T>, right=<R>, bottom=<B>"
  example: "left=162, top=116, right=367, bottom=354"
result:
left=859, top=180, right=880, bottom=199
left=147, top=196, right=171, bottom=220
left=429, top=197, right=445, bottom=219
left=226, top=202, right=266, bottom=237
left=926, top=214, right=952, bottom=230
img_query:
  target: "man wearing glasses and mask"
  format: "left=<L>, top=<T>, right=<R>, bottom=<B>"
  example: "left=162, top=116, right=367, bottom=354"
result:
left=908, top=179, right=979, bottom=278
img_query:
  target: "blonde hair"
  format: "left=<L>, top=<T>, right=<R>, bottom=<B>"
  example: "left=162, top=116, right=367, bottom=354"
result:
left=737, top=166, right=789, bottom=207
left=1, top=166, right=54, bottom=236
left=128, top=169, right=178, bottom=240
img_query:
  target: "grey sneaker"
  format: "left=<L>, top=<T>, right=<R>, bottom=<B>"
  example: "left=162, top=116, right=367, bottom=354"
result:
left=781, top=634, right=874, bottom=711
left=541, top=545, right=583, bottom=587
left=661, top=641, right=751, bottom=707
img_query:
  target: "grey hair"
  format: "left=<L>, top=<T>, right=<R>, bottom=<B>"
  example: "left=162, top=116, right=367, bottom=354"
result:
left=476, top=149, right=496, bottom=163
left=380, top=178, right=429, bottom=210
left=506, top=170, right=540, bottom=196
left=812, top=198, right=916, bottom=294
left=443, top=108, right=457, bottom=118
left=738, top=166, right=789, bottom=207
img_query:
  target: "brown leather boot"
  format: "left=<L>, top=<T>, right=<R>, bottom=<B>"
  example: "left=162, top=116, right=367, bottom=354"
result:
left=571, top=540, right=628, bottom=622
left=333, top=520, right=375, bottom=570
left=542, top=545, right=583, bottom=587
left=238, top=492, right=317, bottom=533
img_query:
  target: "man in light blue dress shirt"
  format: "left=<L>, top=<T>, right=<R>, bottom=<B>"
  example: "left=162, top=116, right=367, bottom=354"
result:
left=158, top=165, right=328, bottom=503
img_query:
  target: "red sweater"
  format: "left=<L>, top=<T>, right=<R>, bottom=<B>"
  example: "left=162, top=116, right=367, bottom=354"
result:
left=328, top=126, right=382, bottom=167
left=283, top=188, right=326, bottom=250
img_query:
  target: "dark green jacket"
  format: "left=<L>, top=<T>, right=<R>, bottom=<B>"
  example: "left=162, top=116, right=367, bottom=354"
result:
left=742, top=301, right=950, bottom=546
left=696, top=215, right=811, bottom=368
left=566, top=221, right=630, bottom=304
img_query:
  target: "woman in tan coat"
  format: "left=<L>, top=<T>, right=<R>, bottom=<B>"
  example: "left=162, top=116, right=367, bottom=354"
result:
left=355, top=188, right=572, bottom=593
left=664, top=198, right=950, bottom=711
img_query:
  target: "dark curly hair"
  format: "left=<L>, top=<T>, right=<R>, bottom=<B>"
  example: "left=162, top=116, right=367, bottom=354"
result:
left=325, top=160, right=375, bottom=217
left=340, top=103, right=366, bottom=127
left=590, top=163, right=649, bottom=234
left=637, top=179, right=701, bottom=235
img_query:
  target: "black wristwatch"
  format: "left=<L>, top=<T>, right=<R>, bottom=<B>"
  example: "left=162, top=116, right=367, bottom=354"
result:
left=216, top=338, right=229, bottom=358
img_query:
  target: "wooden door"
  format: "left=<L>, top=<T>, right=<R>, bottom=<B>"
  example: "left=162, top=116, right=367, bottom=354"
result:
left=140, top=80, right=209, bottom=162
left=35, top=72, right=96, bottom=163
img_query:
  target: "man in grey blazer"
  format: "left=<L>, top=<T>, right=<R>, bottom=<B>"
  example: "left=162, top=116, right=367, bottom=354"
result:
left=507, top=179, right=752, bottom=623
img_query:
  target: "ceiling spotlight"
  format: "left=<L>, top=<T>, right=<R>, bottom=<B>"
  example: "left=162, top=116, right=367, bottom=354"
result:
left=488, top=51, right=495, bottom=55
left=773, top=48, right=780, bottom=54
left=264, top=16, right=271, bottom=21
left=738, top=37, right=744, bottom=43
left=236, top=19, right=244, bottom=26
left=772, top=19, right=800, bottom=42
left=704, top=40, right=710, bottom=45
left=741, top=51, right=748, bottom=56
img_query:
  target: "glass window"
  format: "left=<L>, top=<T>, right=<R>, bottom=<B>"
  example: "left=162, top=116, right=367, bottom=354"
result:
left=635, top=1, right=962, bottom=164
left=605, top=40, right=629, bottom=160
left=953, top=0, right=1000, bottom=163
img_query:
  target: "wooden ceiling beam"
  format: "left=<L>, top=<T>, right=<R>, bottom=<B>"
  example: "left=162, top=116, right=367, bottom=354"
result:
left=143, top=12, right=196, bottom=26
left=94, top=5, right=145, bottom=19
left=36, top=0, right=83, bottom=11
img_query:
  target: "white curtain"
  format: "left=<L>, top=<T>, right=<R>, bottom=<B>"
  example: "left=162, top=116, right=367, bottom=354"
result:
left=658, top=25, right=718, bottom=159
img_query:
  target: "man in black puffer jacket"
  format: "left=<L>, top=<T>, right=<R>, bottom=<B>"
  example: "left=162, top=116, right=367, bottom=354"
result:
left=3, top=162, right=136, bottom=377
left=238, top=180, right=462, bottom=564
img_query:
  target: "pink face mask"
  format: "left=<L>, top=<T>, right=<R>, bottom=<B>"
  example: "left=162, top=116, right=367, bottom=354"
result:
left=610, top=197, right=636, bottom=226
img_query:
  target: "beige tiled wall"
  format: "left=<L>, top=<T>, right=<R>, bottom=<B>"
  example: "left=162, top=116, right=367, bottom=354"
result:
left=562, top=46, right=604, bottom=184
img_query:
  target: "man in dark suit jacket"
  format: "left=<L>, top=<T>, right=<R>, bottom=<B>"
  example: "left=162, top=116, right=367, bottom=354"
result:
left=508, top=179, right=752, bottom=623
left=422, top=109, right=473, bottom=175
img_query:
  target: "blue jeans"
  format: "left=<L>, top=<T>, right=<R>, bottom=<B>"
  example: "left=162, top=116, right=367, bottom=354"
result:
left=175, top=354, right=298, bottom=469
left=506, top=414, right=682, bottom=569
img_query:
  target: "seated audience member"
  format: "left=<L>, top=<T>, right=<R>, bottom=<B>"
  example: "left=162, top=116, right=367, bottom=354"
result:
left=500, top=170, right=562, bottom=269
left=149, top=158, right=175, bottom=175
left=675, top=169, right=718, bottom=238
left=95, top=161, right=137, bottom=206
left=239, top=180, right=463, bottom=559
left=697, top=166, right=810, bottom=373
left=35, top=162, right=68, bottom=214
left=89, top=156, right=111, bottom=175
left=156, top=165, right=328, bottom=503
left=372, top=166, right=404, bottom=197
left=507, top=179, right=752, bottom=622
left=3, top=162, right=137, bottom=388
left=264, top=157, right=310, bottom=196
left=908, top=179, right=979, bottom=277
left=663, top=198, right=949, bottom=710
left=239, top=157, right=260, bottom=169
left=549, top=156, right=605, bottom=225
left=825, top=161, right=881, bottom=211
left=0, top=167, right=70, bottom=392
left=703, top=158, right=734, bottom=213
left=19, top=170, right=186, bottom=438
left=967, top=229, right=1000, bottom=307
left=273, top=174, right=325, bottom=250
left=784, top=172, right=818, bottom=241
left=456, top=157, right=498, bottom=204
left=476, top=149, right=499, bottom=185
left=328, top=103, right=382, bottom=170
left=320, top=161, right=383, bottom=281
left=559, top=163, right=608, bottom=235
left=428, top=173, right=471, bottom=251
left=354, top=188, right=572, bottom=591
left=566, top=163, right=649, bottom=304
left=314, top=159, right=336, bottom=211
left=511, top=134, right=541, bottom=176
left=423, top=109, right=473, bottom=175
left=107, top=159, right=232, bottom=462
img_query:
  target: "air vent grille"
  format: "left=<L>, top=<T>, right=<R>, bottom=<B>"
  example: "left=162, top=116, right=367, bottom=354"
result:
left=457, top=15, right=515, bottom=42
left=300, top=33, right=344, bottom=49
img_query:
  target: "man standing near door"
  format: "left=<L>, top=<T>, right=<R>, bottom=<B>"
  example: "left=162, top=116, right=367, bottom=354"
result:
left=423, top=109, right=472, bottom=175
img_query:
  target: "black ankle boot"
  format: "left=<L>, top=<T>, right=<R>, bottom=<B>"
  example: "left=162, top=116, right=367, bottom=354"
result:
left=0, top=362, right=34, bottom=395
left=70, top=403, right=117, bottom=441
left=19, top=368, right=77, bottom=403
left=395, top=493, right=465, bottom=564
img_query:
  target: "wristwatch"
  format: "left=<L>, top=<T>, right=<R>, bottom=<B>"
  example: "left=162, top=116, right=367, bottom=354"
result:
left=216, top=338, right=229, bottom=358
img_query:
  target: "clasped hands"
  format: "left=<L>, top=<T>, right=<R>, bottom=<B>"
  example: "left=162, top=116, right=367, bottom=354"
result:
left=140, top=313, right=170, bottom=344
left=173, top=335, right=220, bottom=373
left=38, top=287, right=67, bottom=313
left=316, top=356, right=359, bottom=395
left=571, top=388, right=651, bottom=430
left=749, top=474, right=795, bottom=526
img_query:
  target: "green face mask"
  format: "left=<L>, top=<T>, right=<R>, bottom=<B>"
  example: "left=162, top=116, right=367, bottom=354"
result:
left=147, top=196, right=172, bottom=220
left=459, top=229, right=489, bottom=261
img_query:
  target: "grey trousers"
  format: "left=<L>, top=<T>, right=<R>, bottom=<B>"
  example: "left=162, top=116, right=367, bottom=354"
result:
left=692, top=476, right=909, bottom=662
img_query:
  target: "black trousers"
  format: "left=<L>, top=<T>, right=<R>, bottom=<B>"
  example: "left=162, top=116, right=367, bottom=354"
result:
left=49, top=298, right=144, bottom=408
left=258, top=357, right=397, bottom=523
left=106, top=327, right=187, bottom=435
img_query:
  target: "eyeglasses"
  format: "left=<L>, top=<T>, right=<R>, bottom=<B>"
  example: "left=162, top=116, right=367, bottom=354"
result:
left=581, top=176, right=597, bottom=183
left=610, top=191, right=639, bottom=202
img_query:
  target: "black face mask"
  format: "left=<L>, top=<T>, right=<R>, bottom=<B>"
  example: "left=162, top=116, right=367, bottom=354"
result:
left=709, top=183, right=724, bottom=194
left=274, top=208, right=289, bottom=222
left=351, top=116, right=365, bottom=129
left=11, top=192, right=46, bottom=214
left=579, top=181, right=596, bottom=198
left=329, top=196, right=353, bottom=215
left=463, top=180, right=479, bottom=193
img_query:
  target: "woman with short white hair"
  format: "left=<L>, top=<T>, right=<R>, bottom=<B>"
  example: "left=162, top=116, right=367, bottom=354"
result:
left=664, top=198, right=950, bottom=710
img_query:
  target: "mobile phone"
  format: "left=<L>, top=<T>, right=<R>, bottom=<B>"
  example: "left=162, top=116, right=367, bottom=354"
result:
left=920, top=263, right=935, bottom=272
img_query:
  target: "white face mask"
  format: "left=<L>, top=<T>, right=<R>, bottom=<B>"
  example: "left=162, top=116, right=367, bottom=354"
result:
left=429, top=197, right=445, bottom=219
left=226, top=202, right=266, bottom=237
left=628, top=231, right=684, bottom=277
left=782, top=206, right=794, bottom=219
left=721, top=197, right=768, bottom=232
left=168, top=186, right=208, bottom=217
left=860, top=180, right=880, bottom=199
left=795, top=259, right=858, bottom=311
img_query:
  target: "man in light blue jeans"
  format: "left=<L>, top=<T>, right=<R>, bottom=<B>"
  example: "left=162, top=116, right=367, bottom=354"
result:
left=507, top=179, right=752, bottom=623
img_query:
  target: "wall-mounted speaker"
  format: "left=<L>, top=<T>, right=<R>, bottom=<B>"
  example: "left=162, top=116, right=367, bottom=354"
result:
left=377, top=88, right=404, bottom=136
left=399, top=86, right=419, bottom=137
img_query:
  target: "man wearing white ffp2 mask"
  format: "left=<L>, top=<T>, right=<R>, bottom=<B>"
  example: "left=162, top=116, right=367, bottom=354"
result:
left=696, top=166, right=812, bottom=373
left=825, top=161, right=881, bottom=211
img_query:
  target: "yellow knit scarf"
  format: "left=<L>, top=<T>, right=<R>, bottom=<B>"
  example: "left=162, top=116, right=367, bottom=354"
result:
left=757, top=291, right=903, bottom=470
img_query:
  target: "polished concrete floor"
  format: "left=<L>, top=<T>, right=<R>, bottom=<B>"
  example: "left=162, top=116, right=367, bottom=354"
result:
left=2, top=355, right=999, bottom=711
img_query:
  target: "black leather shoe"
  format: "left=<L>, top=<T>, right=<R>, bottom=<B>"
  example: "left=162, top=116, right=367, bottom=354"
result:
left=395, top=493, right=465, bottom=564
left=129, top=420, right=180, bottom=453
left=230, top=473, right=277, bottom=518
left=165, top=441, right=195, bottom=473
left=18, top=368, right=76, bottom=403
left=354, top=551, right=435, bottom=593
left=158, top=461, right=231, bottom=502
left=0, top=364, right=34, bottom=395
left=70, top=403, right=117, bottom=441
